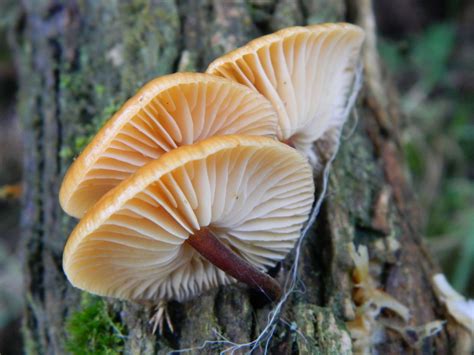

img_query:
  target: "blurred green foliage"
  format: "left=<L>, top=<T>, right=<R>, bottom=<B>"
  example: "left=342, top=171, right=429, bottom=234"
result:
left=379, top=22, right=455, bottom=93
left=411, top=23, right=456, bottom=91
left=379, top=22, right=474, bottom=296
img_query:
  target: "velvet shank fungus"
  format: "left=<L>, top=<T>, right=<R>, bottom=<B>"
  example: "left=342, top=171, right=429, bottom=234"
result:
left=59, top=73, right=278, bottom=218
left=207, top=23, right=365, bottom=159
left=63, top=135, right=314, bottom=303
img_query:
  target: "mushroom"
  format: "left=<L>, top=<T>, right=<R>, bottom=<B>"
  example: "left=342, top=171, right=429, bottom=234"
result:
left=433, top=274, right=474, bottom=334
left=63, top=135, right=314, bottom=305
left=59, top=73, right=278, bottom=218
left=206, top=23, right=365, bottom=159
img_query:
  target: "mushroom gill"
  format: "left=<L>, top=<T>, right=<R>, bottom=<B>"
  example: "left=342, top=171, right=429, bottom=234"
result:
left=63, top=135, right=314, bottom=302
left=207, top=23, right=365, bottom=159
left=59, top=73, right=279, bottom=219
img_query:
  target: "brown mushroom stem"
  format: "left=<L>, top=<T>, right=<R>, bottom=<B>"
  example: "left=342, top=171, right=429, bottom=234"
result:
left=187, top=228, right=282, bottom=301
left=282, top=138, right=295, bottom=148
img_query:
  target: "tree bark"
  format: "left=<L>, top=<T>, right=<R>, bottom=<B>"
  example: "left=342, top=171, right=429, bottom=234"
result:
left=11, top=0, right=466, bottom=353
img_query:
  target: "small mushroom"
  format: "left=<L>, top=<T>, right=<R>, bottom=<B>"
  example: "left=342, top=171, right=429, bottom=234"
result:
left=60, top=73, right=278, bottom=218
left=63, top=135, right=314, bottom=304
left=207, top=23, right=365, bottom=159
left=433, top=273, right=474, bottom=334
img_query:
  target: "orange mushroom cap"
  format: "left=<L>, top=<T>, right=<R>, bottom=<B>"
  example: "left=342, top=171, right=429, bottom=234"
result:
left=59, top=73, right=278, bottom=218
left=207, top=23, right=365, bottom=158
left=63, top=135, right=314, bottom=302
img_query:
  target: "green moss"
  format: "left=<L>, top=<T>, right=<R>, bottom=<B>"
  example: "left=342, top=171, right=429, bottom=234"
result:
left=59, top=101, right=121, bottom=161
left=119, top=0, right=179, bottom=91
left=66, top=293, right=126, bottom=355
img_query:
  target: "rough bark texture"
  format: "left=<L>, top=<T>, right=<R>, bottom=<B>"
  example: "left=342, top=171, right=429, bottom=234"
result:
left=10, top=0, right=466, bottom=353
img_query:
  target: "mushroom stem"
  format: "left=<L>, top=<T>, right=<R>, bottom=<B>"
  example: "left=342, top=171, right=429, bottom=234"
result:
left=187, top=228, right=282, bottom=301
left=282, top=138, right=295, bottom=148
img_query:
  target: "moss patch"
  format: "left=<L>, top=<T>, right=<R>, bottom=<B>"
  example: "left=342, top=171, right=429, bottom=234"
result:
left=66, top=293, right=126, bottom=355
left=58, top=100, right=121, bottom=161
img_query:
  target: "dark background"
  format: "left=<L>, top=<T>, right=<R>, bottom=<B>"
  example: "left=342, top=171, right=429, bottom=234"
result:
left=0, top=0, right=472, bottom=353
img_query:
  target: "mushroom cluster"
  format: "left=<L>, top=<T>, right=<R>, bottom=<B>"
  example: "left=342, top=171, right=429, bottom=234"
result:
left=60, top=23, right=364, bottom=331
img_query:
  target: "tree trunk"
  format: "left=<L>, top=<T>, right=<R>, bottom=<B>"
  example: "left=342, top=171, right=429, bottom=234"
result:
left=11, top=0, right=465, bottom=353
